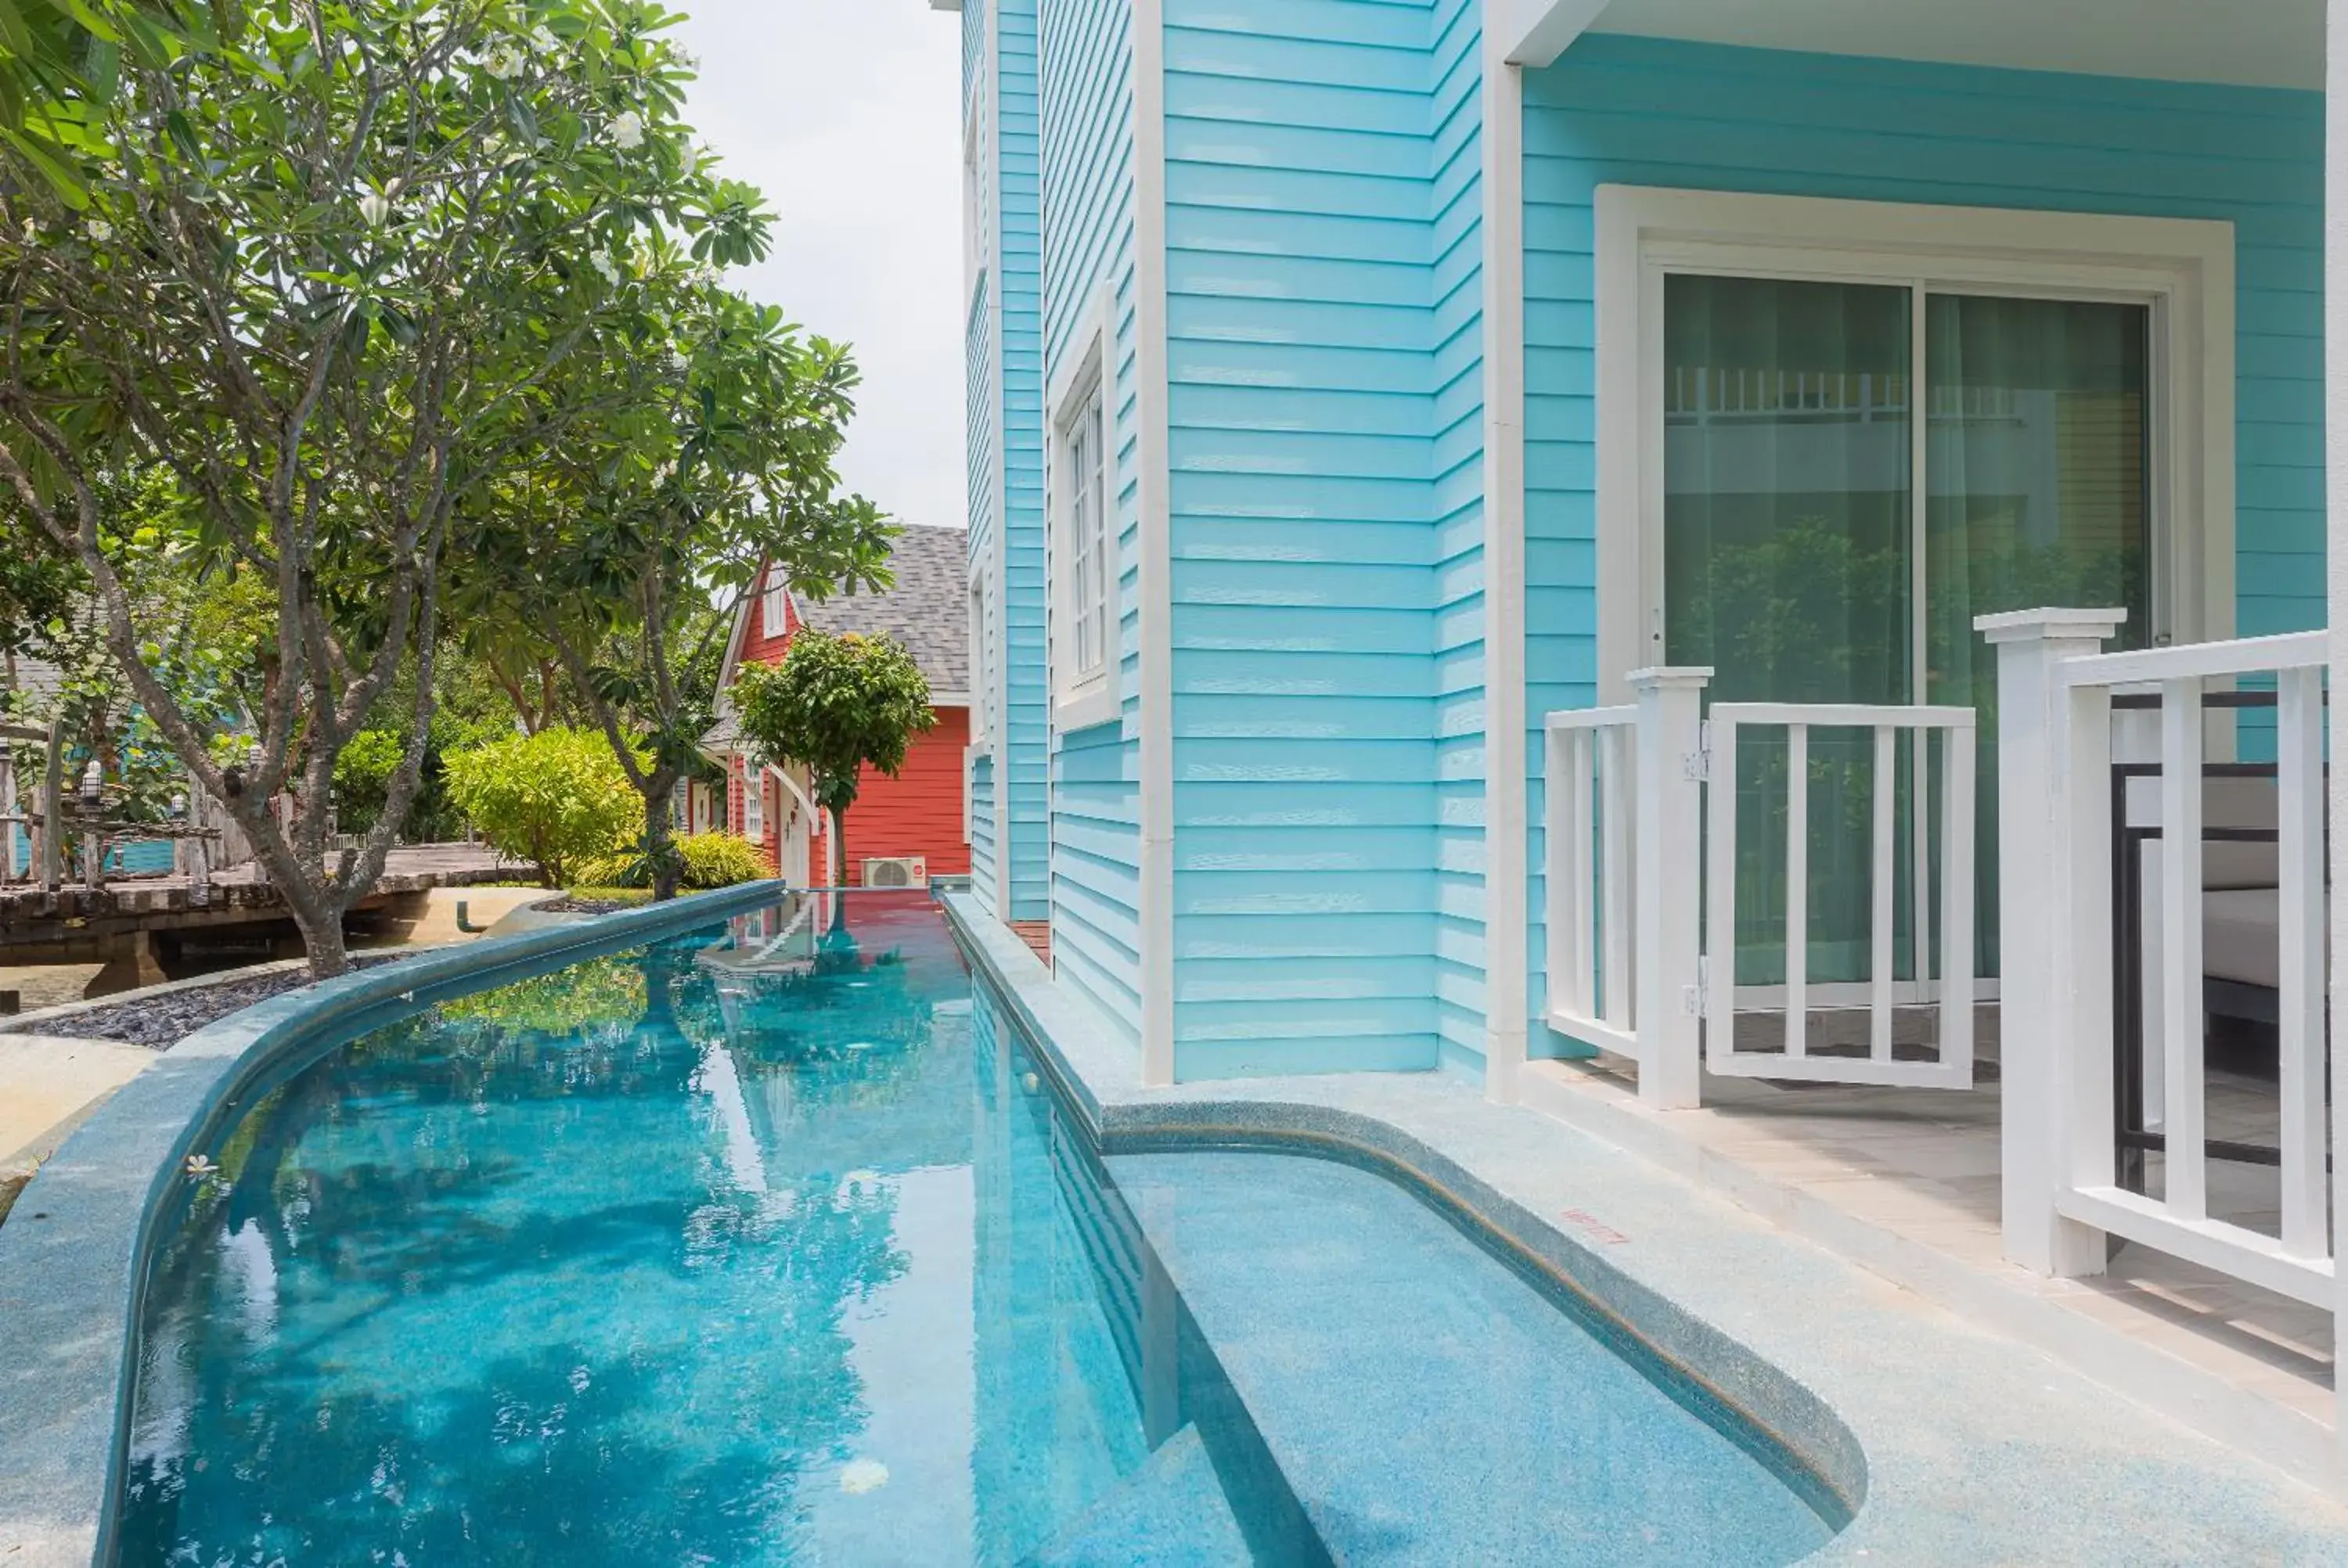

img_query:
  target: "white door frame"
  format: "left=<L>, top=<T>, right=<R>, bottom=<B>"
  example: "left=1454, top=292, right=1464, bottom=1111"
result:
left=1593, top=185, right=2236, bottom=703
left=765, top=762, right=816, bottom=886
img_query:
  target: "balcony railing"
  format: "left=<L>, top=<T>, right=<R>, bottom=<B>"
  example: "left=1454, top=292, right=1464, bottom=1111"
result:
left=1543, top=611, right=2339, bottom=1357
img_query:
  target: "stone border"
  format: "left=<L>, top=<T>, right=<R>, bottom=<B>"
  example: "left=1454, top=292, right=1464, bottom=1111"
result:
left=0, top=879, right=786, bottom=1568
left=936, top=890, right=1866, bottom=1524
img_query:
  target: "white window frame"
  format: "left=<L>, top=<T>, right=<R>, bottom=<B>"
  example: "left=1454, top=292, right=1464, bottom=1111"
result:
left=963, top=87, right=988, bottom=314
left=741, top=765, right=763, bottom=841
left=760, top=564, right=789, bottom=643
left=1048, top=290, right=1118, bottom=732
left=967, top=563, right=992, bottom=749
left=1592, top=185, right=2235, bottom=703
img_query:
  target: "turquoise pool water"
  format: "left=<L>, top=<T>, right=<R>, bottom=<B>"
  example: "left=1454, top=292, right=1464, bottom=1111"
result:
left=118, top=892, right=1837, bottom=1566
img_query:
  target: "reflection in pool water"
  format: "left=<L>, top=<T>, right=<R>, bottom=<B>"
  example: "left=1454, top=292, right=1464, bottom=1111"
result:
left=120, top=893, right=1306, bottom=1565
left=117, top=890, right=1832, bottom=1566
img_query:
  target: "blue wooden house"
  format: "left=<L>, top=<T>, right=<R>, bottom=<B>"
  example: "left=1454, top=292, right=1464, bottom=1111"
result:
left=945, top=0, right=2335, bottom=1117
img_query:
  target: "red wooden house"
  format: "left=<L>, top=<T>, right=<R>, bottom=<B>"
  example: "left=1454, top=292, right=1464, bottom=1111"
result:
left=701, top=523, right=971, bottom=887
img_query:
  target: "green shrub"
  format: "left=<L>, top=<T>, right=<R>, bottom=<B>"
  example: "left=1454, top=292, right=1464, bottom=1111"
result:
left=442, top=728, right=640, bottom=889
left=574, top=832, right=774, bottom=892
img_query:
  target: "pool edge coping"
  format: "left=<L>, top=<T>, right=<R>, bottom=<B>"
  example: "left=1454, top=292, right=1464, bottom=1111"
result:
left=0, top=879, right=790, bottom=1568
left=934, top=890, right=1871, bottom=1541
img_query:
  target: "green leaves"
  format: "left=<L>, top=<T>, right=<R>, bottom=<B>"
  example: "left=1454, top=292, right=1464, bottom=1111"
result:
left=733, top=631, right=935, bottom=820
left=441, top=726, right=643, bottom=889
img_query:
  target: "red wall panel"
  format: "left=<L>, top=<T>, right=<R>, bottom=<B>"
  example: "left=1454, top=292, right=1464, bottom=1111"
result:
left=823, top=706, right=971, bottom=883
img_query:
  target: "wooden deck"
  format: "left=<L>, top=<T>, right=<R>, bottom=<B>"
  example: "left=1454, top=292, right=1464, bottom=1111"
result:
left=1010, top=921, right=1050, bottom=963
left=0, top=844, right=524, bottom=967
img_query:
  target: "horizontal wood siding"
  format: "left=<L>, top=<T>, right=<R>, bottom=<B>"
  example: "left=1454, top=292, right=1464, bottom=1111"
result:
left=968, top=264, right=999, bottom=910
left=1429, top=0, right=1485, bottom=1077
left=1040, top=0, right=1143, bottom=1045
left=837, top=707, right=975, bottom=882
left=1000, top=0, right=1054, bottom=920
left=971, top=750, right=999, bottom=897
left=1519, top=34, right=2323, bottom=1057
left=1162, top=0, right=1480, bottom=1078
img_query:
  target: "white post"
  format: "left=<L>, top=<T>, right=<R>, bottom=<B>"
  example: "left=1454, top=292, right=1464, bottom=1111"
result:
left=1629, top=667, right=1709, bottom=1109
left=2323, top=0, right=2348, bottom=1463
left=1977, top=608, right=2126, bottom=1278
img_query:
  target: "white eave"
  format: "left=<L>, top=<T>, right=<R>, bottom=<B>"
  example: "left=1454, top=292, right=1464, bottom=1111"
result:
left=1501, top=0, right=2321, bottom=88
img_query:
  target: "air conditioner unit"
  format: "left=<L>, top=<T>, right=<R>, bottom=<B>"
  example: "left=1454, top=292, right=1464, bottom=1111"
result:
left=862, top=855, right=929, bottom=890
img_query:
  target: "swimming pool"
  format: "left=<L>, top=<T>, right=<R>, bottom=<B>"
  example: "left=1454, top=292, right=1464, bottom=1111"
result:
left=117, top=891, right=1839, bottom=1565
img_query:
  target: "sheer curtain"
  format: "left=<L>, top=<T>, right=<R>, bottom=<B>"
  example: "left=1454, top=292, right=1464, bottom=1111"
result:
left=1663, top=276, right=1913, bottom=987
left=1928, top=295, right=2151, bottom=974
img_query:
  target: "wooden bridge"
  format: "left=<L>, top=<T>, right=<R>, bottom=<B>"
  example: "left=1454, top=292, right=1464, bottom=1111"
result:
left=0, top=844, right=525, bottom=998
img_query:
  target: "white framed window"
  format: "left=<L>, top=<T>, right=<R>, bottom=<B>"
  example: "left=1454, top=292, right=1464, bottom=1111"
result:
left=742, top=767, right=764, bottom=841
left=761, top=565, right=789, bottom=642
left=1048, top=292, right=1117, bottom=732
left=963, top=89, right=987, bottom=309
left=1591, top=186, right=2235, bottom=704
left=968, top=564, right=992, bottom=748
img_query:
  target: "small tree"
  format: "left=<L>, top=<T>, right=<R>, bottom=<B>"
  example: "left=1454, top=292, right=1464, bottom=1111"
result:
left=733, top=631, right=933, bottom=891
left=442, top=728, right=640, bottom=890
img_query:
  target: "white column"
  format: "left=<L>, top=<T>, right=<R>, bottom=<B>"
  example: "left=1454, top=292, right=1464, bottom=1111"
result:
left=1977, top=607, right=2125, bottom=1278
left=2324, top=0, right=2348, bottom=1464
left=1629, top=667, right=1709, bottom=1109
left=1479, top=33, right=1529, bottom=1106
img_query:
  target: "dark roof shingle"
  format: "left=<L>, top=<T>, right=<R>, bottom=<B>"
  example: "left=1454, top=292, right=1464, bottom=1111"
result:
left=794, top=523, right=969, bottom=696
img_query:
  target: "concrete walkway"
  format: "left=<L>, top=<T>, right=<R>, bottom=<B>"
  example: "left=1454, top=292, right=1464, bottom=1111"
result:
left=0, top=1035, right=152, bottom=1220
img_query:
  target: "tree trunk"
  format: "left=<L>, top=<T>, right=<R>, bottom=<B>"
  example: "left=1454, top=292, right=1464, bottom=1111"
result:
left=643, top=779, right=682, bottom=903
left=284, top=890, right=351, bottom=980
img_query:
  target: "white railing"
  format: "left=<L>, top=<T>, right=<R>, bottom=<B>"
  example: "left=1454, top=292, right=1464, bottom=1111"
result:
left=1987, top=610, right=2335, bottom=1311
left=1543, top=705, right=1638, bottom=1059
left=1702, top=703, right=1979, bottom=1089
left=1541, top=670, right=1709, bottom=1108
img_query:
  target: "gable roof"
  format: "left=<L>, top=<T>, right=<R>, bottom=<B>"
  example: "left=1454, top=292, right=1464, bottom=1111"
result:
left=792, top=523, right=969, bottom=697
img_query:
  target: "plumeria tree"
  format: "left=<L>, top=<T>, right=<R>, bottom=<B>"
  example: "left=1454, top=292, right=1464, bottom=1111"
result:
left=454, top=275, right=895, bottom=902
left=0, top=0, right=769, bottom=975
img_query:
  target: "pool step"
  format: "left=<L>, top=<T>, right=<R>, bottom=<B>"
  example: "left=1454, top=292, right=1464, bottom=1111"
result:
left=1025, top=1424, right=1251, bottom=1567
left=1105, top=1150, right=1838, bottom=1567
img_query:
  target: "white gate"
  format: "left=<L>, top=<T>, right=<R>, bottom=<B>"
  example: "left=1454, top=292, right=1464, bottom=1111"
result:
left=1702, top=703, right=1979, bottom=1090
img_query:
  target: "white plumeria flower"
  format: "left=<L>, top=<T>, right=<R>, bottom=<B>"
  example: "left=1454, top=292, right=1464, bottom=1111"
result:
left=609, top=111, right=646, bottom=151
left=86, top=218, right=113, bottom=243
left=838, top=1459, right=888, bottom=1494
left=482, top=41, right=524, bottom=80
left=671, top=45, right=700, bottom=70
left=531, top=24, right=559, bottom=52
left=590, top=250, right=619, bottom=285
left=679, top=144, right=699, bottom=177
left=358, top=192, right=391, bottom=228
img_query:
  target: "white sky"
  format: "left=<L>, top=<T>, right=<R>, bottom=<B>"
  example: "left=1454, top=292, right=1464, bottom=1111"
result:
left=671, top=0, right=967, bottom=535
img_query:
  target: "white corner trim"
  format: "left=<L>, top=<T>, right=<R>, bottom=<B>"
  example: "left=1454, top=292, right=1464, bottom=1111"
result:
left=1502, top=0, right=1612, bottom=67
left=2322, top=0, right=2348, bottom=1423
left=1133, top=0, right=1176, bottom=1088
left=984, top=2, right=1013, bottom=923
left=1594, top=185, right=2236, bottom=703
left=1481, top=40, right=1530, bottom=1105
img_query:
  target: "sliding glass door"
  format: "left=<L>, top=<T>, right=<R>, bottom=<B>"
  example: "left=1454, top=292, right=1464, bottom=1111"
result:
left=1663, top=274, right=2152, bottom=988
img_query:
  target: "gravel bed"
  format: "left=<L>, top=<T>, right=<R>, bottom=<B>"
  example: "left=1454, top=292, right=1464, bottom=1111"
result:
left=533, top=895, right=640, bottom=915
left=36, top=955, right=402, bottom=1049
